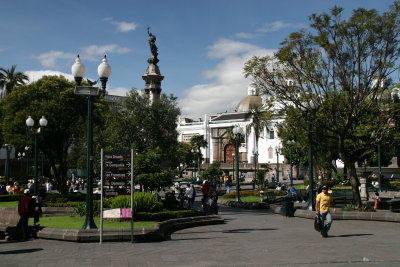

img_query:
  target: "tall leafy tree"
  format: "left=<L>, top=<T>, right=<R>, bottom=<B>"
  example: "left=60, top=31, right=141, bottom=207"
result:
left=245, top=104, right=273, bottom=166
left=103, top=91, right=179, bottom=158
left=102, top=90, right=180, bottom=189
left=245, top=3, right=400, bottom=207
left=200, top=162, right=224, bottom=181
left=133, top=148, right=175, bottom=191
left=0, top=75, right=87, bottom=193
left=0, top=65, right=29, bottom=96
left=175, top=142, right=194, bottom=177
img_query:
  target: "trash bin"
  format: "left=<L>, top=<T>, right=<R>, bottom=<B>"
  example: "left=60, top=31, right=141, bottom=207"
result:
left=281, top=196, right=295, bottom=217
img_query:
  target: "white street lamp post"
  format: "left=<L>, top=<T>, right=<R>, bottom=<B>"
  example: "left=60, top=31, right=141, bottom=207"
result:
left=233, top=125, right=243, bottom=202
left=72, top=55, right=111, bottom=230
left=26, top=115, right=48, bottom=196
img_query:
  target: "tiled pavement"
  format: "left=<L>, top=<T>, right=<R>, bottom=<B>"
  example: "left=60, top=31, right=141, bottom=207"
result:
left=1, top=206, right=400, bottom=267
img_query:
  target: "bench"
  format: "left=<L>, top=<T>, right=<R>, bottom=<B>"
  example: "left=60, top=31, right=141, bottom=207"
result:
left=368, top=192, right=400, bottom=211
left=0, top=207, right=40, bottom=241
left=0, top=208, right=22, bottom=240
left=265, top=191, right=289, bottom=204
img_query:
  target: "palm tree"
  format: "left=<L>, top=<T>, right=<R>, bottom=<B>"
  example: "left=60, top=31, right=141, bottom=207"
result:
left=0, top=65, right=29, bottom=97
left=190, top=135, right=208, bottom=174
left=245, top=105, right=273, bottom=172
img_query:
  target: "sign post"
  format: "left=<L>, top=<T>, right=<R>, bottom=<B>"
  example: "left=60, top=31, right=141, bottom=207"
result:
left=99, top=150, right=133, bottom=244
left=130, top=149, right=134, bottom=243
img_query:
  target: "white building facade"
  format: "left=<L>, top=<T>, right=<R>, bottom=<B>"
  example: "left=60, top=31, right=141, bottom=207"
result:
left=177, top=84, right=286, bottom=179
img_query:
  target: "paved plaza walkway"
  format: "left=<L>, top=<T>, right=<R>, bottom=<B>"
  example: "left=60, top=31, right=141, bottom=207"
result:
left=1, top=206, right=399, bottom=267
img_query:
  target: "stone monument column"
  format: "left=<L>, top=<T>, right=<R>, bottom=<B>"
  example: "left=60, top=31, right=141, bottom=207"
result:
left=142, top=27, right=164, bottom=105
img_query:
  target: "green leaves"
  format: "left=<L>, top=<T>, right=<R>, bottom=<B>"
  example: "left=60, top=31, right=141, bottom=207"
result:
left=244, top=2, right=400, bottom=207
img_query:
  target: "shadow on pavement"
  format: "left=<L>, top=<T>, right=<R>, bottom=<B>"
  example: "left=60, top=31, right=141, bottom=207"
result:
left=330, top=233, right=374, bottom=238
left=0, top=248, right=43, bottom=254
left=169, top=237, right=223, bottom=241
left=222, top=228, right=277, bottom=233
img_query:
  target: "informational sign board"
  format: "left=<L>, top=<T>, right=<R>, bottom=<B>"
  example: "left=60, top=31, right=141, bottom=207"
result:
left=103, top=151, right=132, bottom=197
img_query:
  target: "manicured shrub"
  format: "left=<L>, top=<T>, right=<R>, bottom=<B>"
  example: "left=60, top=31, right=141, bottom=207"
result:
left=73, top=200, right=102, bottom=217
left=43, top=201, right=81, bottom=207
left=390, top=181, right=400, bottom=187
left=0, top=194, right=23, bottom=202
left=110, top=192, right=163, bottom=213
left=73, top=202, right=86, bottom=217
left=341, top=204, right=375, bottom=212
left=44, top=193, right=100, bottom=203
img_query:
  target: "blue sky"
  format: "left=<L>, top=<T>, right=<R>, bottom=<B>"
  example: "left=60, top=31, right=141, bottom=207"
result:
left=0, top=0, right=396, bottom=117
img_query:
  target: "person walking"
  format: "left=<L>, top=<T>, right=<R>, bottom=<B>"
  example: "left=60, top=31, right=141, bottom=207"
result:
left=201, top=180, right=212, bottom=212
left=226, top=177, right=232, bottom=193
left=373, top=192, right=380, bottom=210
left=186, top=184, right=196, bottom=208
left=251, top=177, right=256, bottom=190
left=315, top=185, right=336, bottom=237
left=17, top=189, right=36, bottom=240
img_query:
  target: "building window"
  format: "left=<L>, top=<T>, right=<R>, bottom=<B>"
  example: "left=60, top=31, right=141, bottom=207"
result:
left=268, top=147, right=273, bottom=159
left=269, top=130, right=274, bottom=139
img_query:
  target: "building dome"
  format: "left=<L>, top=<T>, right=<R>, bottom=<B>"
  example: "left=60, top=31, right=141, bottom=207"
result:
left=236, top=83, right=262, bottom=112
left=236, top=95, right=262, bottom=112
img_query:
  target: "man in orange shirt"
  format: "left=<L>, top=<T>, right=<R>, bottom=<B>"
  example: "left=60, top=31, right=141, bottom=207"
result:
left=315, top=185, right=336, bottom=237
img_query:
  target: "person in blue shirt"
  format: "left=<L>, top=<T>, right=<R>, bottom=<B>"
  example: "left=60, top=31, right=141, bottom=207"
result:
left=289, top=185, right=297, bottom=201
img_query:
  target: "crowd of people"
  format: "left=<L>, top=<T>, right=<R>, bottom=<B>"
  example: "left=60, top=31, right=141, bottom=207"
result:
left=0, top=182, right=23, bottom=195
left=0, top=178, right=58, bottom=196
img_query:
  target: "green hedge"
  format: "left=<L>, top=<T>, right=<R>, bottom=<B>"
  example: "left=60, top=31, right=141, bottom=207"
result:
left=136, top=209, right=199, bottom=221
left=390, top=181, right=400, bottom=187
left=43, top=201, right=82, bottom=207
left=44, top=193, right=100, bottom=202
left=0, top=194, right=23, bottom=202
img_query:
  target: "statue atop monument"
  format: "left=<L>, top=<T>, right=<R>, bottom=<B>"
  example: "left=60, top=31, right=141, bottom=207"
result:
left=147, top=26, right=159, bottom=64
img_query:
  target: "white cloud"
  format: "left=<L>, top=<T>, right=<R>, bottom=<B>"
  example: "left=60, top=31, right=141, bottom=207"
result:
left=35, top=44, right=130, bottom=68
left=24, top=70, right=74, bottom=83
left=235, top=32, right=258, bottom=39
left=104, top=17, right=138, bottom=32
left=107, top=87, right=130, bottom=96
left=207, top=38, right=260, bottom=59
left=257, top=21, right=306, bottom=32
left=34, top=51, right=75, bottom=68
left=81, top=44, right=131, bottom=61
left=178, top=39, right=275, bottom=118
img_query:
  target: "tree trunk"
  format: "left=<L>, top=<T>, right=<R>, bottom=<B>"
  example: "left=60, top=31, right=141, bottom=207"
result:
left=49, top=157, right=68, bottom=195
left=58, top=160, right=69, bottom=195
left=347, top=162, right=362, bottom=208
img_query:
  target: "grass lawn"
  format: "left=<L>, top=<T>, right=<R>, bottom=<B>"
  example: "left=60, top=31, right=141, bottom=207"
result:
left=221, top=196, right=261, bottom=202
left=31, top=216, right=158, bottom=229
left=0, top=201, right=18, bottom=207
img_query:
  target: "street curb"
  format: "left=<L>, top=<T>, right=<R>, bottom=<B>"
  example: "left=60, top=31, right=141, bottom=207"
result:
left=218, top=199, right=270, bottom=209
left=272, top=205, right=400, bottom=222
left=37, top=215, right=224, bottom=242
